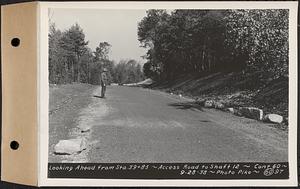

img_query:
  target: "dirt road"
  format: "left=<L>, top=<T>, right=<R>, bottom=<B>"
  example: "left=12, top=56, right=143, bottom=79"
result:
left=49, top=84, right=288, bottom=163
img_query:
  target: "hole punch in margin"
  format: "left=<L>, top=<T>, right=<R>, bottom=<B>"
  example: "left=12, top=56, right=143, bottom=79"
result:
left=10, top=141, right=19, bottom=150
left=11, top=38, right=20, bottom=47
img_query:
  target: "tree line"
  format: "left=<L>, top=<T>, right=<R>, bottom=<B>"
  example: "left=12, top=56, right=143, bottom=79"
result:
left=138, top=9, right=288, bottom=83
left=49, top=23, right=144, bottom=85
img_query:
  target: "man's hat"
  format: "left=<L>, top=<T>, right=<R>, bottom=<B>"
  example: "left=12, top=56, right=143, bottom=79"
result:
left=103, top=68, right=108, bottom=72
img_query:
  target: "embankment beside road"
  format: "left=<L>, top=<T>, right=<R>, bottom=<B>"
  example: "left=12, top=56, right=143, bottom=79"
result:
left=146, top=72, right=288, bottom=130
left=49, top=83, right=97, bottom=162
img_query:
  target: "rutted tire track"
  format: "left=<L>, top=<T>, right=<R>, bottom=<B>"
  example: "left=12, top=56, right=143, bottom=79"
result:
left=49, top=96, right=72, bottom=115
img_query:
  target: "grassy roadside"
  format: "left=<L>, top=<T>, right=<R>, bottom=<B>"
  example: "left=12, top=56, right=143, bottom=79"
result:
left=147, top=72, right=288, bottom=130
left=48, top=83, right=97, bottom=163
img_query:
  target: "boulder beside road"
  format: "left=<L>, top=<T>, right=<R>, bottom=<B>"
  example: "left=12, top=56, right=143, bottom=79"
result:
left=194, top=98, right=284, bottom=124
left=238, top=107, right=263, bottom=121
left=227, top=107, right=235, bottom=114
left=204, top=100, right=214, bottom=108
left=214, top=101, right=225, bottom=110
left=54, top=138, right=87, bottom=155
left=264, top=114, right=283, bottom=124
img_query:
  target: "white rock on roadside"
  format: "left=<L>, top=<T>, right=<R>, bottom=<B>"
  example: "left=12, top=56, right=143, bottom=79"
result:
left=238, top=107, right=263, bottom=120
left=204, top=100, right=214, bottom=108
left=227, top=107, right=235, bottom=114
left=264, top=114, right=283, bottom=124
left=214, top=102, right=225, bottom=110
left=54, top=138, right=87, bottom=155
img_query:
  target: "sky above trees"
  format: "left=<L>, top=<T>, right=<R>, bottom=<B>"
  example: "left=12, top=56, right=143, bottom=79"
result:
left=50, top=9, right=148, bottom=63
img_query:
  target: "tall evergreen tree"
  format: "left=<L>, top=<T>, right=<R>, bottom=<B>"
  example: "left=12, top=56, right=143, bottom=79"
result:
left=59, top=23, right=89, bottom=82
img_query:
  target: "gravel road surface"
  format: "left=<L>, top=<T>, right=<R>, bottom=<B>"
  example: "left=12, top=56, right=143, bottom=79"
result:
left=49, top=85, right=288, bottom=163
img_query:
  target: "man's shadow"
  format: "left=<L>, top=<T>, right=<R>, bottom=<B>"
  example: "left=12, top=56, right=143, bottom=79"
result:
left=93, top=95, right=104, bottom=98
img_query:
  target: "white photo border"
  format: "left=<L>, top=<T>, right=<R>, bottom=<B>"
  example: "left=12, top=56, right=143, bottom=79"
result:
left=38, top=1, right=298, bottom=187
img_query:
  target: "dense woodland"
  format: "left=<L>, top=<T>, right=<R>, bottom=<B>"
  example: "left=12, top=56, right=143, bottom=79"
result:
left=49, top=23, right=144, bottom=85
left=138, top=9, right=288, bottom=86
left=49, top=9, right=288, bottom=88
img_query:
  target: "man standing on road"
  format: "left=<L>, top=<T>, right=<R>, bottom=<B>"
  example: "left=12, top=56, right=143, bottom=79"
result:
left=100, top=68, right=109, bottom=98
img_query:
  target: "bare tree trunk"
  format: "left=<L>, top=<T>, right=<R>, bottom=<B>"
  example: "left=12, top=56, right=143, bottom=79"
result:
left=208, top=53, right=211, bottom=72
left=77, top=55, right=80, bottom=82
left=65, top=61, right=69, bottom=83
left=71, top=60, right=75, bottom=82
left=202, top=49, right=205, bottom=71
left=87, top=61, right=90, bottom=84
